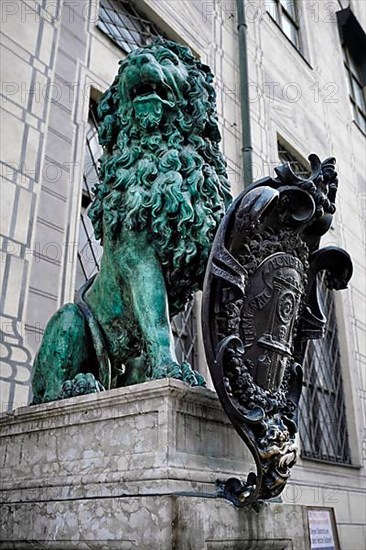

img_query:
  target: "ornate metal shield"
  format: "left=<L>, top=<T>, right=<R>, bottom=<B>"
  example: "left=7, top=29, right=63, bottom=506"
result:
left=202, top=155, right=352, bottom=506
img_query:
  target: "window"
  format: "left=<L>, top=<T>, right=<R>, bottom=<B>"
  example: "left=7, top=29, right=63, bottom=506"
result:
left=337, top=7, right=366, bottom=134
left=278, top=140, right=310, bottom=178
left=97, top=0, right=162, bottom=53
left=300, top=276, right=350, bottom=463
left=266, top=0, right=301, bottom=50
left=75, top=100, right=102, bottom=291
left=171, top=300, right=198, bottom=369
left=343, top=45, right=366, bottom=134
left=277, top=140, right=350, bottom=464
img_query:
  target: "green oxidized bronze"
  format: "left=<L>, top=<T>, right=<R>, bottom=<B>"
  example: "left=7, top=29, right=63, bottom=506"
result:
left=31, top=39, right=231, bottom=404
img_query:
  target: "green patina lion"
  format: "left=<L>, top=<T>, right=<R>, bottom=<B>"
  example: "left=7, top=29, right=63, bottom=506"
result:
left=31, top=38, right=231, bottom=404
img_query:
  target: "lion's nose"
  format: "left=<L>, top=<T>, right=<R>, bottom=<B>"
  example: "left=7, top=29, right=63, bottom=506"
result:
left=134, top=54, right=152, bottom=66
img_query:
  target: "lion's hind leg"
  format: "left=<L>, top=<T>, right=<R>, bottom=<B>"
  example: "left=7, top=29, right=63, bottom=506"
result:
left=31, top=304, right=95, bottom=404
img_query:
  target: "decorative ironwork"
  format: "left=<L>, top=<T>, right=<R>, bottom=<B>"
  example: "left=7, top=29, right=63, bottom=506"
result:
left=202, top=154, right=353, bottom=506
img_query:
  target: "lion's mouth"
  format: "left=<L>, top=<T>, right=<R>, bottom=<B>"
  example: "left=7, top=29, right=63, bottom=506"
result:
left=130, top=81, right=175, bottom=103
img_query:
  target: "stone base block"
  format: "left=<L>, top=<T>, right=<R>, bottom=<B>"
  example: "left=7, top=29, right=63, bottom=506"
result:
left=1, top=496, right=310, bottom=549
left=0, top=380, right=310, bottom=549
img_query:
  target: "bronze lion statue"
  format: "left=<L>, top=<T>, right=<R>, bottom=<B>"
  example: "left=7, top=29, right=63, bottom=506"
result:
left=31, top=39, right=231, bottom=404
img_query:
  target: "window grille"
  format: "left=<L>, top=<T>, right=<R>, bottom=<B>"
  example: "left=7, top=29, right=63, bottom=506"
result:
left=278, top=140, right=310, bottom=179
left=277, top=140, right=350, bottom=464
left=343, top=45, right=366, bottom=134
left=75, top=101, right=102, bottom=291
left=300, top=276, right=351, bottom=463
left=337, top=7, right=366, bottom=135
left=171, top=299, right=198, bottom=368
left=97, top=0, right=163, bottom=53
left=266, top=0, right=301, bottom=50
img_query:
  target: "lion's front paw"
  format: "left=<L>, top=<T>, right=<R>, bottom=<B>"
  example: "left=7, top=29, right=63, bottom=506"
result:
left=58, top=373, right=105, bottom=400
left=150, top=361, right=183, bottom=382
left=180, top=362, right=206, bottom=387
left=150, top=361, right=206, bottom=387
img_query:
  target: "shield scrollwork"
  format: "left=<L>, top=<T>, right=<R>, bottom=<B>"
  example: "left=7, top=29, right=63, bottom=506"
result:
left=202, top=155, right=353, bottom=506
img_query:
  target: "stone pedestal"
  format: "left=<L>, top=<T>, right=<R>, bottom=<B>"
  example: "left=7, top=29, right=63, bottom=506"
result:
left=0, top=380, right=311, bottom=549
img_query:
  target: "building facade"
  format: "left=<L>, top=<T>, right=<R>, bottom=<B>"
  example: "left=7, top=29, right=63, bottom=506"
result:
left=1, top=1, right=365, bottom=547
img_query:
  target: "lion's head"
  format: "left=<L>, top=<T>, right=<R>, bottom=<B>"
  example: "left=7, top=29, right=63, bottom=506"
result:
left=89, top=38, right=231, bottom=315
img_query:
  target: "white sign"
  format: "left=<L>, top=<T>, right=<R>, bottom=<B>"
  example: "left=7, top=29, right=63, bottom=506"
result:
left=308, top=509, right=338, bottom=550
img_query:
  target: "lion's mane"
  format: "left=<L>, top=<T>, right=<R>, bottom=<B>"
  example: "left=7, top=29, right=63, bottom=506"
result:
left=89, top=39, right=231, bottom=315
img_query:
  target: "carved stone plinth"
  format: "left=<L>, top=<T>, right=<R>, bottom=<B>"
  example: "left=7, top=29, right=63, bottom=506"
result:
left=0, top=380, right=311, bottom=549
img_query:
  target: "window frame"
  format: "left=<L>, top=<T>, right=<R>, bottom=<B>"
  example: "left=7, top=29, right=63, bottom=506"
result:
left=96, top=0, right=163, bottom=53
left=277, top=139, right=310, bottom=178
left=299, top=276, right=351, bottom=465
left=266, top=0, right=302, bottom=52
left=75, top=99, right=103, bottom=291
left=343, top=44, right=366, bottom=135
left=337, top=7, right=366, bottom=137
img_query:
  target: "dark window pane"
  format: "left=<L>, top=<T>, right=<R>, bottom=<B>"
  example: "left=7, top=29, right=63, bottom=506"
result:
left=348, top=53, right=361, bottom=80
left=76, top=101, right=103, bottom=291
left=356, top=110, right=366, bottom=133
left=343, top=45, right=366, bottom=128
left=345, top=65, right=354, bottom=97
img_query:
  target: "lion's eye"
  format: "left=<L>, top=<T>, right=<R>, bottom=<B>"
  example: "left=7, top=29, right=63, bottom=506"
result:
left=160, top=55, right=178, bottom=66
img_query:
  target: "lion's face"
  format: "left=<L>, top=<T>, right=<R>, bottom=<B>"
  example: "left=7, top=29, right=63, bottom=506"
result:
left=118, top=45, right=189, bottom=130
